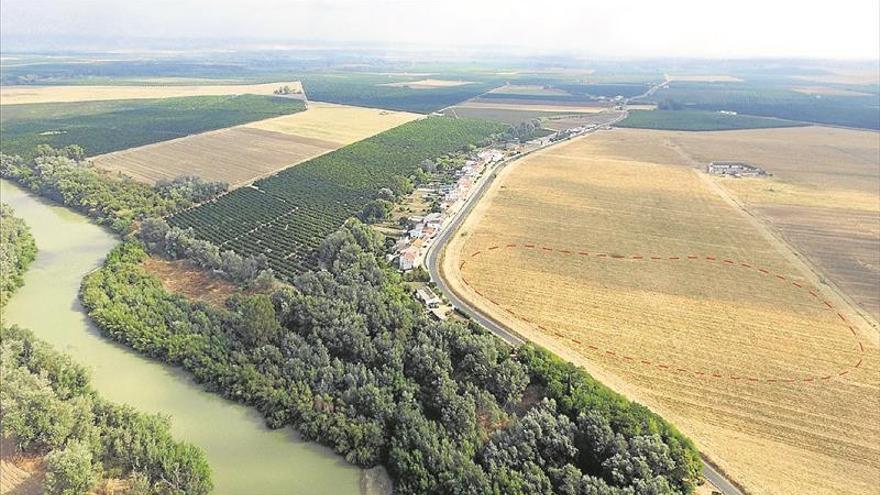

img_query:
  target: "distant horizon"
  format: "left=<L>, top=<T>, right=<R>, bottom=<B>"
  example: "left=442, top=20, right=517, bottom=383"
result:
left=2, top=39, right=879, bottom=66
left=2, top=0, right=878, bottom=61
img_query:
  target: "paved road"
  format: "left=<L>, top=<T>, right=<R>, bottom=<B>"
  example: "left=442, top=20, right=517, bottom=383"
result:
left=424, top=108, right=746, bottom=495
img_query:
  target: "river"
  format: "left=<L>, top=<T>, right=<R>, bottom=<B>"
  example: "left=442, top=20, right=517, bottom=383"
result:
left=1, top=180, right=362, bottom=495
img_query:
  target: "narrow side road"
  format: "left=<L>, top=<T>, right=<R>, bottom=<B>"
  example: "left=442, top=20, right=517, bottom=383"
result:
left=424, top=113, right=746, bottom=495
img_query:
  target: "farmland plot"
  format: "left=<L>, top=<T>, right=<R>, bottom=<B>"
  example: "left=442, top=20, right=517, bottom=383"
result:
left=170, top=116, right=505, bottom=278
left=91, top=103, right=420, bottom=185
left=0, top=94, right=306, bottom=159
left=91, top=127, right=338, bottom=186
left=665, top=126, right=880, bottom=320
left=457, top=99, right=609, bottom=114
left=618, top=109, right=805, bottom=131
left=0, top=81, right=303, bottom=104
left=442, top=82, right=618, bottom=124
left=442, top=131, right=879, bottom=495
left=298, top=73, right=498, bottom=113
left=245, top=102, right=420, bottom=143
left=379, top=78, right=474, bottom=88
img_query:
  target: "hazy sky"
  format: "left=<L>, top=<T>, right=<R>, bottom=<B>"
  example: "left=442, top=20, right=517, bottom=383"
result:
left=2, top=0, right=878, bottom=59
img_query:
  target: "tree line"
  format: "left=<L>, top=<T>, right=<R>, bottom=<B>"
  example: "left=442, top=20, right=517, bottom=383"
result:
left=0, top=147, right=227, bottom=233
left=0, top=193, right=212, bottom=495
left=0, top=203, right=37, bottom=309
left=1, top=325, right=212, bottom=494
left=81, top=219, right=702, bottom=494
left=6, top=139, right=703, bottom=493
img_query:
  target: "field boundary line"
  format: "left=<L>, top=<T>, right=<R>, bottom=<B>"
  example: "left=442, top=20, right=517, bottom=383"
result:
left=697, top=169, right=879, bottom=335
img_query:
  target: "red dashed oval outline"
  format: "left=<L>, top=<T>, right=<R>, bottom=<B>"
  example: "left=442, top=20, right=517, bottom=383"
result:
left=459, top=243, right=866, bottom=385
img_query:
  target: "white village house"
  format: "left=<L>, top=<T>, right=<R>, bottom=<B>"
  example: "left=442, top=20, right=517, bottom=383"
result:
left=416, top=287, right=442, bottom=308
left=399, top=248, right=418, bottom=270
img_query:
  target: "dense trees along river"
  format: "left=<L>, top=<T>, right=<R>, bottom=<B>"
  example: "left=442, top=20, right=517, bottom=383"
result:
left=0, top=180, right=362, bottom=495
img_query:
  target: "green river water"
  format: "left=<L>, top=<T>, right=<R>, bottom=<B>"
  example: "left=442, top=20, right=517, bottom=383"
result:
left=1, top=180, right=362, bottom=495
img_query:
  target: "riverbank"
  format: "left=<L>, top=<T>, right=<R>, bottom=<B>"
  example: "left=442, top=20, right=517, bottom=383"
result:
left=1, top=179, right=363, bottom=495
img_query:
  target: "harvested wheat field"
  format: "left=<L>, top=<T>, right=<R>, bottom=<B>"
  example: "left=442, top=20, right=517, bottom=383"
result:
left=792, top=70, right=880, bottom=86
left=665, top=74, right=744, bottom=82
left=488, top=84, right=573, bottom=96
left=245, top=102, right=420, bottom=143
left=663, top=126, right=880, bottom=321
left=0, top=81, right=303, bottom=105
left=379, top=78, right=474, bottom=88
left=442, top=130, right=880, bottom=495
left=91, top=103, right=420, bottom=186
left=792, top=86, right=876, bottom=97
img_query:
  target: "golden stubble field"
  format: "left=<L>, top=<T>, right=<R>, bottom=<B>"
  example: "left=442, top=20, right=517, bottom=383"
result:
left=91, top=103, right=420, bottom=186
left=379, top=78, right=474, bottom=88
left=565, top=126, right=880, bottom=322
left=442, top=131, right=880, bottom=495
left=665, top=74, right=744, bottom=82
left=245, top=102, right=420, bottom=143
left=0, top=81, right=304, bottom=104
left=664, top=126, right=880, bottom=321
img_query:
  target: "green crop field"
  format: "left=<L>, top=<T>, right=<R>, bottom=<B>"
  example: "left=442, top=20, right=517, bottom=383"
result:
left=643, top=81, right=880, bottom=129
left=0, top=94, right=306, bottom=159
left=169, top=116, right=505, bottom=277
left=618, top=109, right=806, bottom=131
left=299, top=73, right=500, bottom=113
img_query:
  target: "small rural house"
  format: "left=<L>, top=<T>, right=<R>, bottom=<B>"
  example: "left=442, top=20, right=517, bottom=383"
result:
left=416, top=287, right=442, bottom=308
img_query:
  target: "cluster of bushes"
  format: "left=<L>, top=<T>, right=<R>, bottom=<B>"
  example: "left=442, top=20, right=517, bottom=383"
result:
left=0, top=203, right=37, bottom=309
left=273, top=84, right=300, bottom=95
left=81, top=219, right=702, bottom=494
left=0, top=147, right=227, bottom=233
left=0, top=325, right=212, bottom=495
left=504, top=118, right=551, bottom=142
left=139, top=216, right=274, bottom=287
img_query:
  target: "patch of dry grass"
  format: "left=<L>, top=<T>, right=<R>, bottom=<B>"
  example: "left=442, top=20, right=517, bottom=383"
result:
left=716, top=178, right=878, bottom=211
left=442, top=131, right=880, bottom=495
left=91, top=127, right=337, bottom=186
left=0, top=436, right=44, bottom=495
left=792, top=71, right=880, bottom=86
left=142, top=257, right=238, bottom=306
